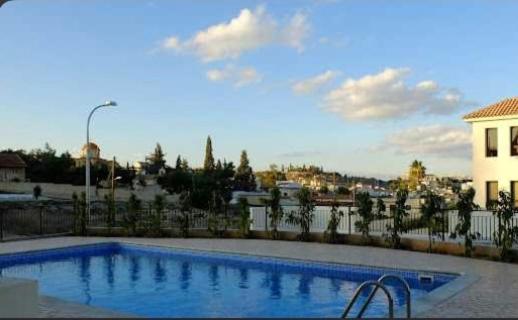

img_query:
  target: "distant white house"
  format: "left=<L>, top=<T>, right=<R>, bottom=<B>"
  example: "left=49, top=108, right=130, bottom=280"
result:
left=230, top=191, right=271, bottom=206
left=276, top=181, right=302, bottom=198
left=0, top=153, right=26, bottom=182
left=229, top=181, right=301, bottom=206
left=464, top=97, right=518, bottom=208
left=351, top=184, right=390, bottom=198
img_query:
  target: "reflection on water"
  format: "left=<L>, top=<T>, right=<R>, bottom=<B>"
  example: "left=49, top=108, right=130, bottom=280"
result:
left=104, top=256, right=115, bottom=289
left=209, top=264, right=219, bottom=291
left=129, top=256, right=140, bottom=285
left=79, top=256, right=91, bottom=305
left=238, top=268, right=249, bottom=289
left=154, top=260, right=166, bottom=284
left=260, top=272, right=282, bottom=299
left=270, top=273, right=282, bottom=299
left=298, top=273, right=313, bottom=297
left=329, top=278, right=342, bottom=295
left=180, top=262, right=191, bottom=291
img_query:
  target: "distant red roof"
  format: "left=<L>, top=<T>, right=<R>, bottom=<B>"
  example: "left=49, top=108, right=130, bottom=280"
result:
left=0, top=153, right=27, bottom=168
left=464, top=97, right=518, bottom=120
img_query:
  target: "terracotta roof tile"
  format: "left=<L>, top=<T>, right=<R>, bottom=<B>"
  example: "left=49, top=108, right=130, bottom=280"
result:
left=464, top=97, right=518, bottom=120
left=0, top=153, right=27, bottom=168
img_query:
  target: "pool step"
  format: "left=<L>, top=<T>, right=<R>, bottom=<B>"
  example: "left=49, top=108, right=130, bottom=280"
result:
left=418, top=274, right=434, bottom=284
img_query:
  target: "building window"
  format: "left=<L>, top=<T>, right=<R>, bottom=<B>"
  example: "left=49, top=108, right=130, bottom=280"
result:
left=486, top=181, right=499, bottom=208
left=511, top=127, right=518, bottom=156
left=512, top=181, right=518, bottom=208
left=486, top=128, right=498, bottom=157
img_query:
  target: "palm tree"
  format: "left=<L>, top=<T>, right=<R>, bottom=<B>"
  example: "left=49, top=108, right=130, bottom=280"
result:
left=408, top=160, right=426, bottom=190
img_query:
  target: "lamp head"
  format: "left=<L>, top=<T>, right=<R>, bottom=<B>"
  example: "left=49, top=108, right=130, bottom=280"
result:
left=104, top=100, right=117, bottom=107
left=0, top=0, right=12, bottom=8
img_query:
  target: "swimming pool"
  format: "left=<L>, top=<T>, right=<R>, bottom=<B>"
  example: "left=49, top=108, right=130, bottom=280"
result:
left=0, top=242, right=457, bottom=317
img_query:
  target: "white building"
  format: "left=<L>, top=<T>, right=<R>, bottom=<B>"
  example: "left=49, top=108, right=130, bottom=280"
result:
left=464, top=97, right=518, bottom=208
left=230, top=191, right=271, bottom=206
left=276, top=181, right=302, bottom=198
left=352, top=185, right=390, bottom=198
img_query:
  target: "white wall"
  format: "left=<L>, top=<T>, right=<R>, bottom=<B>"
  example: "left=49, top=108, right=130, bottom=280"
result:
left=0, top=168, right=25, bottom=182
left=470, top=117, right=518, bottom=207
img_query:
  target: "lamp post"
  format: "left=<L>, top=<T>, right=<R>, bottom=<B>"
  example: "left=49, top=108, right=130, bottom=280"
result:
left=86, top=101, right=117, bottom=222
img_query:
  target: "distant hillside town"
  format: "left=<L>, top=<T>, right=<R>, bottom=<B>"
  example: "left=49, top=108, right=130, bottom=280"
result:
left=1, top=135, right=471, bottom=209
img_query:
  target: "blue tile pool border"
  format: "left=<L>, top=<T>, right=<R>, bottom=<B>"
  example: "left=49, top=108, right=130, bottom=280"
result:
left=0, top=241, right=458, bottom=286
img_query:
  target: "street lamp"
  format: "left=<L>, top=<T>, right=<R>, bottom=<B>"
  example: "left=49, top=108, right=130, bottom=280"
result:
left=0, top=0, right=12, bottom=8
left=86, top=100, right=117, bottom=222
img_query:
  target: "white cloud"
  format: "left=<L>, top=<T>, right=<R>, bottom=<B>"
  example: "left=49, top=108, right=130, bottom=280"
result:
left=385, top=125, right=472, bottom=158
left=323, top=68, right=467, bottom=121
left=318, top=35, right=348, bottom=48
left=206, top=65, right=262, bottom=87
left=278, top=150, right=323, bottom=158
left=206, top=69, right=227, bottom=82
left=292, top=70, right=339, bottom=94
left=282, top=12, right=310, bottom=52
left=162, top=36, right=181, bottom=50
left=161, top=6, right=310, bottom=62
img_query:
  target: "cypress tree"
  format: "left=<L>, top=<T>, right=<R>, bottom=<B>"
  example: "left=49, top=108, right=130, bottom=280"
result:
left=149, top=143, right=166, bottom=168
left=175, top=155, right=182, bottom=170
left=203, top=136, right=215, bottom=172
left=234, top=150, right=256, bottom=191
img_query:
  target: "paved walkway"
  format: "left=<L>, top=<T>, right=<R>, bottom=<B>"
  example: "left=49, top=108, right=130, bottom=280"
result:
left=0, top=237, right=516, bottom=318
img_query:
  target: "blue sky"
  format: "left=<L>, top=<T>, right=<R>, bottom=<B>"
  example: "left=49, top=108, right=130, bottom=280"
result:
left=2, top=0, right=518, bottom=179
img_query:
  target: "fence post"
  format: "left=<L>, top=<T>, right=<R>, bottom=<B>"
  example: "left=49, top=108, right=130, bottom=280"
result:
left=348, top=207, right=352, bottom=235
left=39, top=205, right=44, bottom=235
left=264, top=206, right=268, bottom=232
left=441, top=210, right=446, bottom=241
left=0, top=207, right=3, bottom=241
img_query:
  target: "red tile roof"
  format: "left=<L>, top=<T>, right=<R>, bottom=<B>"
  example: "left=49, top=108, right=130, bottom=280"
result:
left=0, top=153, right=27, bottom=168
left=464, top=97, right=518, bottom=120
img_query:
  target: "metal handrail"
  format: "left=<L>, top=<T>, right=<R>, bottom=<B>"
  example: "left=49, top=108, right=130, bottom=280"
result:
left=357, top=274, right=411, bottom=318
left=342, top=280, right=394, bottom=318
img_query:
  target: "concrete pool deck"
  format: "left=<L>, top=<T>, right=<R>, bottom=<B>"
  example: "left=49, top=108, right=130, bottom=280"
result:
left=0, top=236, right=516, bottom=318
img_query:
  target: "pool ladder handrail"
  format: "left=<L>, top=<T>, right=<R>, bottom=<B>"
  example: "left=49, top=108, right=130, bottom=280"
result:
left=342, top=274, right=411, bottom=319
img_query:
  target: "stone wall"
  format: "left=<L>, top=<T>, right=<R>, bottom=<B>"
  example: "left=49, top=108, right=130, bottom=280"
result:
left=0, top=182, right=178, bottom=202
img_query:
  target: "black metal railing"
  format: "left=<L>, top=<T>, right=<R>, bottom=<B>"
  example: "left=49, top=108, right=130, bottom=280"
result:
left=0, top=201, right=75, bottom=241
left=0, top=199, right=245, bottom=241
left=86, top=201, right=241, bottom=230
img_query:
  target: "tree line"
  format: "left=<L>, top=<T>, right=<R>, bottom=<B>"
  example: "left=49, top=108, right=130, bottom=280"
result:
left=0, top=144, right=127, bottom=185
left=154, top=136, right=256, bottom=210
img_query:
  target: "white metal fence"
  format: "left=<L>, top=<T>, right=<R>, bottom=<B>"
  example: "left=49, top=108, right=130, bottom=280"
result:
left=250, top=206, right=357, bottom=234
left=251, top=206, right=518, bottom=246
left=448, top=210, right=518, bottom=242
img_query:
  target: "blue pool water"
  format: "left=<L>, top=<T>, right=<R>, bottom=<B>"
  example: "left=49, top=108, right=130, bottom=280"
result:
left=0, top=243, right=456, bottom=317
